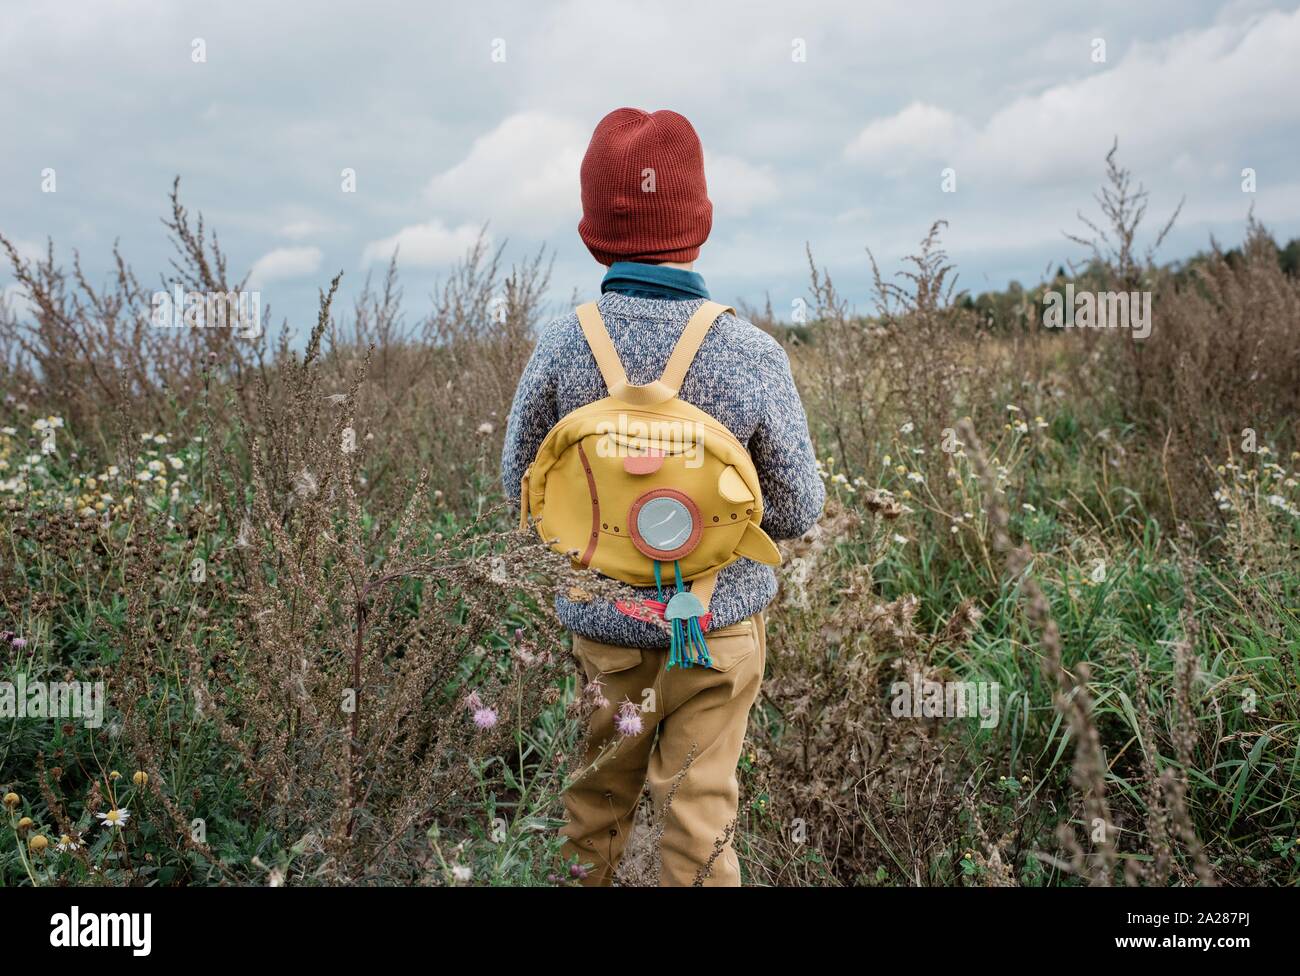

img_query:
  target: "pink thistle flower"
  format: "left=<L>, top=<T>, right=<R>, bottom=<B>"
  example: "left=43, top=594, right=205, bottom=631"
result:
left=569, top=862, right=589, bottom=880
left=11, top=638, right=26, bottom=651
left=462, top=690, right=483, bottom=712
left=615, top=699, right=643, bottom=738
left=472, top=707, right=498, bottom=730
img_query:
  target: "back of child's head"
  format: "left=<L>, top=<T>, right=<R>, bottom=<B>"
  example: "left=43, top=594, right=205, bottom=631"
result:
left=578, top=108, right=712, bottom=267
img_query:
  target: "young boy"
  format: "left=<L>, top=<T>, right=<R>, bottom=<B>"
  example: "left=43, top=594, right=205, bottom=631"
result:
left=501, top=107, right=824, bottom=886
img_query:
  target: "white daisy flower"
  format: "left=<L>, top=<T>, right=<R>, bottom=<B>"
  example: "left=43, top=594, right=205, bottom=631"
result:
left=97, top=808, right=130, bottom=829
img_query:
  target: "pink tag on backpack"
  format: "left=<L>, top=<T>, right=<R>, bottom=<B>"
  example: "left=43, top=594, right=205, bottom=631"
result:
left=624, top=448, right=664, bottom=475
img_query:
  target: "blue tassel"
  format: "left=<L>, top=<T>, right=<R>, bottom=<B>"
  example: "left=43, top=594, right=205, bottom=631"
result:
left=663, top=561, right=711, bottom=670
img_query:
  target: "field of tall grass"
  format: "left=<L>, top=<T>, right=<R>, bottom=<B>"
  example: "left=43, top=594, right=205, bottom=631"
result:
left=2, top=154, right=1297, bottom=886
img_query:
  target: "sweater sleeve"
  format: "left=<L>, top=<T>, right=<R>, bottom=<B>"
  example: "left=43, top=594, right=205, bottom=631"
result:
left=748, top=343, right=825, bottom=540
left=501, top=323, right=560, bottom=505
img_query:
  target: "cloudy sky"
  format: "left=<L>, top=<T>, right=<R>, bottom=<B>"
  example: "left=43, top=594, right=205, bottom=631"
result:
left=2, top=0, right=1298, bottom=332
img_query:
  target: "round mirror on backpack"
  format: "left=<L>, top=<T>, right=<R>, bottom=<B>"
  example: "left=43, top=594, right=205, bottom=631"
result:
left=628, top=489, right=702, bottom=561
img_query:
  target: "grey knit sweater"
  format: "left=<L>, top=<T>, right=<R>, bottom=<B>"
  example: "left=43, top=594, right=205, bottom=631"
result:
left=501, top=292, right=824, bottom=648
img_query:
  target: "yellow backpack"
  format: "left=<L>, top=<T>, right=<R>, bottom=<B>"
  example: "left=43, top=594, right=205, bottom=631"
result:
left=519, top=300, right=781, bottom=669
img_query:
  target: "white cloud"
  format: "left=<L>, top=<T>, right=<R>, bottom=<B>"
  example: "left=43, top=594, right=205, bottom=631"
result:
left=844, top=102, right=967, bottom=165
left=833, top=206, right=873, bottom=225
left=279, top=218, right=335, bottom=240
left=360, top=220, right=486, bottom=269
left=706, top=152, right=780, bottom=217
left=964, top=7, right=1300, bottom=183
left=840, top=8, right=1300, bottom=191
left=423, top=112, right=587, bottom=234
left=249, top=246, right=323, bottom=285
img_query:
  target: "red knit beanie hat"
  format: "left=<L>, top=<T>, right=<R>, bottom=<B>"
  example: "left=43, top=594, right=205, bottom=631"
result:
left=578, top=108, right=712, bottom=266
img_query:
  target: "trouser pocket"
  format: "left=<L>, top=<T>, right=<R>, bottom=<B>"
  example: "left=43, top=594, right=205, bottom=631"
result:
left=572, top=634, right=643, bottom=680
left=700, top=618, right=758, bottom=673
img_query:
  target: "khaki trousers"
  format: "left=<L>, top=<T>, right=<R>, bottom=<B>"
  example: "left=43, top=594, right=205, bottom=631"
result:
left=561, top=613, right=766, bottom=887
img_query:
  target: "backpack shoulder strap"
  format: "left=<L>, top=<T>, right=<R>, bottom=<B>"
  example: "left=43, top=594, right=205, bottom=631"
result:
left=575, top=300, right=733, bottom=406
left=576, top=302, right=630, bottom=397
left=691, top=569, right=717, bottom=614
left=660, top=300, right=733, bottom=394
